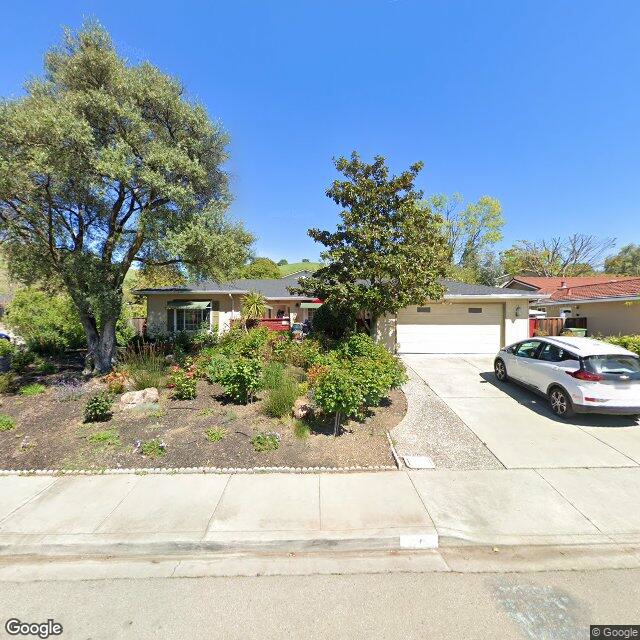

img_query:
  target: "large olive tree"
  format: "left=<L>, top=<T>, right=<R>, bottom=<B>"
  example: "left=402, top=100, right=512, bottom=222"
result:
left=0, top=23, right=253, bottom=372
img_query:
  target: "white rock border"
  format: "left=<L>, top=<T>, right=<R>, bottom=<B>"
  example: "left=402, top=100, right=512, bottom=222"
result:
left=0, top=464, right=398, bottom=477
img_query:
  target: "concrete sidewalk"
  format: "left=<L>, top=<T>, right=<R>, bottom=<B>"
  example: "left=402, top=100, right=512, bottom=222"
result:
left=1, top=468, right=639, bottom=558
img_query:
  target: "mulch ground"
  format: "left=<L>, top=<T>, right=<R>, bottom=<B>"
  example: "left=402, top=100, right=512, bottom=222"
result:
left=0, top=362, right=404, bottom=471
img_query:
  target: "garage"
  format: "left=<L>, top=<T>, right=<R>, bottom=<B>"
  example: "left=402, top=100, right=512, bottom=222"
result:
left=396, top=303, right=504, bottom=354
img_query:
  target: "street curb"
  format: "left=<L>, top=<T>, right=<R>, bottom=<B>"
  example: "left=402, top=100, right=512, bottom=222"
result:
left=0, top=464, right=398, bottom=477
left=0, top=532, right=439, bottom=559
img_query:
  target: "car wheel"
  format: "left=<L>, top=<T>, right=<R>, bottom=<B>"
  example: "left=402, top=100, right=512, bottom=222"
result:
left=494, top=358, right=508, bottom=382
left=549, top=386, right=575, bottom=419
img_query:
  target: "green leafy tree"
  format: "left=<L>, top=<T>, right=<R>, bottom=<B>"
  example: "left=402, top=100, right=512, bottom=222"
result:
left=0, top=23, right=253, bottom=373
left=293, top=153, right=450, bottom=334
left=604, top=244, right=640, bottom=276
left=5, top=288, right=85, bottom=354
left=425, top=193, right=504, bottom=277
left=277, top=259, right=288, bottom=266
left=242, top=257, right=281, bottom=279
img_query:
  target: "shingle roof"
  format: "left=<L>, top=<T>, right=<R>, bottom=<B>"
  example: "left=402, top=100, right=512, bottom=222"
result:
left=506, top=275, right=638, bottom=295
left=549, top=277, right=640, bottom=301
left=440, top=279, right=532, bottom=296
left=135, top=273, right=533, bottom=299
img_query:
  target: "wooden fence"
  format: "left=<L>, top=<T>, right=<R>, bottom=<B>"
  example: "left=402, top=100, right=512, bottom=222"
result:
left=529, top=316, right=587, bottom=337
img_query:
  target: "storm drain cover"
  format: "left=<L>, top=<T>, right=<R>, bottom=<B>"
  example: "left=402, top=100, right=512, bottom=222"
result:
left=403, top=455, right=435, bottom=470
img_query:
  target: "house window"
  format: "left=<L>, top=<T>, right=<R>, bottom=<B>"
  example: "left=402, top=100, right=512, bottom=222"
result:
left=166, top=301, right=219, bottom=332
left=417, top=307, right=431, bottom=313
left=468, top=307, right=483, bottom=314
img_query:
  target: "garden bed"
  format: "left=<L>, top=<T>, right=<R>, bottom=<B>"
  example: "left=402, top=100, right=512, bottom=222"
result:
left=0, top=371, right=403, bottom=472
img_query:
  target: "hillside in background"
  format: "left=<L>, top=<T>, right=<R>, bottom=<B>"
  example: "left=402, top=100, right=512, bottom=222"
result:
left=278, top=262, right=322, bottom=276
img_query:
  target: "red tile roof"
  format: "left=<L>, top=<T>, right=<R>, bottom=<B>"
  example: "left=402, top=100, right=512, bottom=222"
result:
left=549, top=278, right=640, bottom=301
left=508, top=275, right=639, bottom=295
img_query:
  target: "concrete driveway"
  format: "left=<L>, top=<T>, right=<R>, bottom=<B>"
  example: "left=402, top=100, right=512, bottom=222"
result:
left=403, top=354, right=640, bottom=469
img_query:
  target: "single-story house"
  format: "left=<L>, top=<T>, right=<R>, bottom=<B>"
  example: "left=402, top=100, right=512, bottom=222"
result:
left=135, top=272, right=535, bottom=354
left=503, top=275, right=640, bottom=336
left=133, top=271, right=322, bottom=337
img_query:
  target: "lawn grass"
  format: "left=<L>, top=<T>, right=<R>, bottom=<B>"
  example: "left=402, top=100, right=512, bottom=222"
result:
left=278, top=262, right=322, bottom=276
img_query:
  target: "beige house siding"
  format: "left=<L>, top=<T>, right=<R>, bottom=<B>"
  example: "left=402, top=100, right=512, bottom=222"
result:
left=504, top=300, right=529, bottom=345
left=145, top=294, right=312, bottom=336
left=545, top=301, right=640, bottom=336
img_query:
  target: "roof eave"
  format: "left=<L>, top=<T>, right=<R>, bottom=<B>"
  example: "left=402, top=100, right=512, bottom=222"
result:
left=543, top=295, right=640, bottom=305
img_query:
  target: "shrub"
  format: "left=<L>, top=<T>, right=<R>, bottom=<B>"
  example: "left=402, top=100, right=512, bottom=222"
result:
left=218, top=326, right=270, bottom=358
left=170, top=365, right=197, bottom=400
left=83, top=392, right=113, bottom=423
left=307, top=363, right=331, bottom=386
left=88, top=429, right=121, bottom=447
left=311, top=302, right=356, bottom=340
left=337, top=333, right=380, bottom=359
left=10, top=349, right=35, bottom=373
left=263, top=374, right=299, bottom=418
left=605, top=335, right=640, bottom=357
left=35, top=358, right=57, bottom=375
left=262, top=361, right=285, bottom=391
left=0, top=415, right=16, bottom=432
left=120, top=343, right=166, bottom=390
left=287, top=339, right=323, bottom=369
left=205, top=352, right=233, bottom=385
left=5, top=289, right=86, bottom=355
left=313, top=366, right=364, bottom=435
left=251, top=431, right=280, bottom=452
left=141, top=437, right=166, bottom=457
left=348, top=358, right=395, bottom=409
left=192, top=325, right=218, bottom=350
left=0, top=373, right=15, bottom=394
left=0, top=340, right=14, bottom=358
left=217, top=357, right=263, bottom=404
left=103, top=370, right=128, bottom=394
left=205, top=427, right=226, bottom=442
left=19, top=383, right=46, bottom=396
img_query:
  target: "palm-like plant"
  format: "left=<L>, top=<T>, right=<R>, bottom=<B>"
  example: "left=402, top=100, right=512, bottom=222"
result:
left=241, top=291, right=267, bottom=329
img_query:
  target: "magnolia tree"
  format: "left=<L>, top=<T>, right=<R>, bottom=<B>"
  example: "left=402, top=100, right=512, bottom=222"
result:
left=293, top=152, right=451, bottom=334
left=0, top=24, right=253, bottom=373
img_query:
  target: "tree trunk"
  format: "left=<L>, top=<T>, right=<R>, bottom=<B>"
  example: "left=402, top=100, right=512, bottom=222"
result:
left=334, top=411, right=341, bottom=437
left=79, top=313, right=117, bottom=375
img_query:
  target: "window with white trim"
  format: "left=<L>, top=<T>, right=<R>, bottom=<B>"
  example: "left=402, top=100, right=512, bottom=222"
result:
left=166, top=301, right=219, bottom=332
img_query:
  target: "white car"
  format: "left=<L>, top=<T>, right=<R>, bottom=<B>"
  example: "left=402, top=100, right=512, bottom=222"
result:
left=494, top=336, right=640, bottom=418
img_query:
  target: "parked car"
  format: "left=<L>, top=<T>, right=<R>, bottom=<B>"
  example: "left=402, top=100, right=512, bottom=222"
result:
left=494, top=336, right=640, bottom=418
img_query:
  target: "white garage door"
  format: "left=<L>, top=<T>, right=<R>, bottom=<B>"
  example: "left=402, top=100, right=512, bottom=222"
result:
left=396, top=303, right=503, bottom=354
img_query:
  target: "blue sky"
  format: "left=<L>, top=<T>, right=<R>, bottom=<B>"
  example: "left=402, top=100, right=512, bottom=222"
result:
left=2, top=1, right=639, bottom=263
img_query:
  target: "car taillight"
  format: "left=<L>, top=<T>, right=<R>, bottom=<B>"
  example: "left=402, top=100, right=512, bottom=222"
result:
left=567, top=369, right=603, bottom=382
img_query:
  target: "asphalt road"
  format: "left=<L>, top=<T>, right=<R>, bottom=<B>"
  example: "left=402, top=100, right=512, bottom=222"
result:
left=1, top=568, right=639, bottom=640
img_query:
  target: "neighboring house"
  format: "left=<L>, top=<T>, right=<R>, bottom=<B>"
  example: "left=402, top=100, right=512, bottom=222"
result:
left=135, top=273, right=534, bottom=354
left=502, top=275, right=640, bottom=336
left=502, top=275, right=638, bottom=295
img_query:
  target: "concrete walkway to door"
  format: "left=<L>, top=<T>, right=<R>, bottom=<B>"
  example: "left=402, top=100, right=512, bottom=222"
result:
left=401, top=354, right=640, bottom=469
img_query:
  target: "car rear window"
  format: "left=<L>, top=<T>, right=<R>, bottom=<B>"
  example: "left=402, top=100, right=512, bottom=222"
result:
left=583, top=355, right=640, bottom=378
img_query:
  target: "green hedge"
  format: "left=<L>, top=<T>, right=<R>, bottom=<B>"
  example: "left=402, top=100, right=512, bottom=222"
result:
left=604, top=335, right=640, bottom=356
